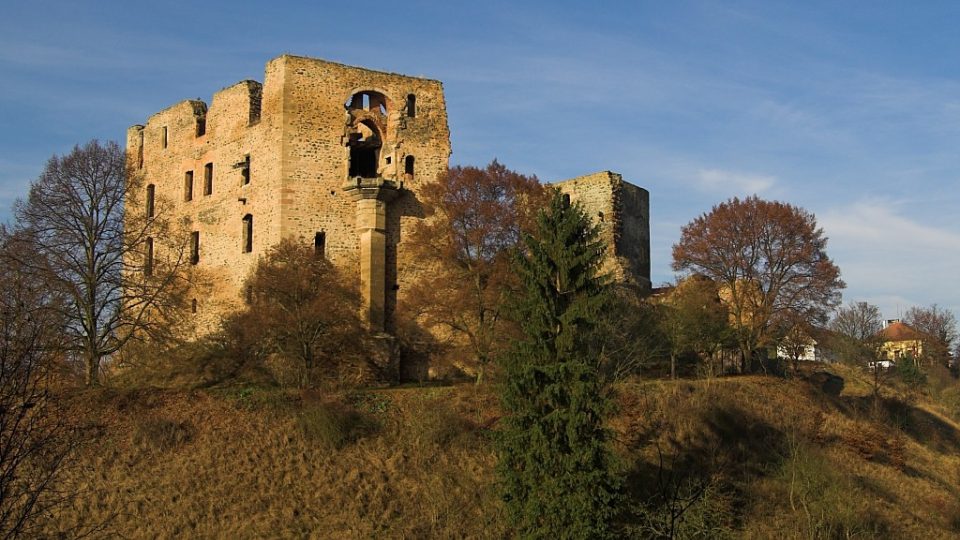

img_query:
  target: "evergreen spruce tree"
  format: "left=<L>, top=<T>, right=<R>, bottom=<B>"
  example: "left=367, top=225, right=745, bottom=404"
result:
left=497, top=190, right=620, bottom=539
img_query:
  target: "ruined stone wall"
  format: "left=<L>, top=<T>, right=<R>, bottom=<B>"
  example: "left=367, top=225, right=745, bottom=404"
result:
left=270, top=55, right=450, bottom=330
left=554, top=171, right=651, bottom=290
left=128, top=55, right=450, bottom=334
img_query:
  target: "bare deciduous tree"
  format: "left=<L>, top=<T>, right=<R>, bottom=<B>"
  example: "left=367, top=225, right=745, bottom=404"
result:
left=405, top=160, right=547, bottom=382
left=830, top=301, right=887, bottom=400
left=672, top=196, right=844, bottom=373
left=12, top=140, right=191, bottom=386
left=0, top=228, right=82, bottom=537
left=903, top=304, right=957, bottom=367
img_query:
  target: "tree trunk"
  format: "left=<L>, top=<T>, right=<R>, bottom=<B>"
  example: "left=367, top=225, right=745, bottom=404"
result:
left=85, top=353, right=99, bottom=387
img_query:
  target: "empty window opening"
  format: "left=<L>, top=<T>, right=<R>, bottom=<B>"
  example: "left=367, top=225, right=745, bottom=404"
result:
left=348, top=121, right=381, bottom=178
left=346, top=90, right=388, bottom=115
left=137, top=130, right=144, bottom=169
left=385, top=156, right=391, bottom=165
left=242, top=214, right=253, bottom=253
left=145, top=237, right=154, bottom=276
left=196, top=117, right=206, bottom=137
left=404, top=155, right=415, bottom=180
left=203, top=163, right=213, bottom=195
left=240, top=154, right=250, bottom=185
left=314, top=232, right=326, bottom=259
left=597, top=211, right=605, bottom=222
left=161, top=126, right=168, bottom=149
left=191, top=298, right=197, bottom=313
left=146, top=184, right=155, bottom=218
left=184, top=171, right=194, bottom=201
left=190, top=231, right=200, bottom=265
left=406, top=94, right=416, bottom=117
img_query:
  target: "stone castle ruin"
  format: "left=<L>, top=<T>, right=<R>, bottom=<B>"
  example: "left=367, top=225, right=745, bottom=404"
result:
left=128, top=54, right=650, bottom=336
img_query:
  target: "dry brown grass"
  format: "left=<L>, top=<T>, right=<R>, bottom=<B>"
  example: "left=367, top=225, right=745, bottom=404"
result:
left=47, top=363, right=960, bottom=538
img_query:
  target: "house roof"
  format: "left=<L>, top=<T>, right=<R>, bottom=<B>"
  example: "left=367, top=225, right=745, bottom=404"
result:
left=879, top=321, right=923, bottom=342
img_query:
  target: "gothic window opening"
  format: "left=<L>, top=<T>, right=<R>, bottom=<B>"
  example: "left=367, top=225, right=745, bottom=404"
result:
left=348, top=121, right=381, bottom=178
left=314, top=232, right=326, bottom=259
left=184, top=171, right=194, bottom=201
left=404, top=155, right=415, bottom=180
left=190, top=231, right=200, bottom=265
left=406, top=94, right=416, bottom=117
left=203, top=163, right=213, bottom=195
left=145, top=237, right=154, bottom=276
left=242, top=214, right=253, bottom=253
left=146, top=184, right=155, bottom=218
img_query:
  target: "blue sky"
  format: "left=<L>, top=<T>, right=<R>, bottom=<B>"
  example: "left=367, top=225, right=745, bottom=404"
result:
left=2, top=1, right=959, bottom=320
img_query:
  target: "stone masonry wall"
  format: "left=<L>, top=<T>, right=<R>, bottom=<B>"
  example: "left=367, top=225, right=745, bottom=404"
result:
left=128, top=55, right=450, bottom=334
left=554, top=171, right=651, bottom=290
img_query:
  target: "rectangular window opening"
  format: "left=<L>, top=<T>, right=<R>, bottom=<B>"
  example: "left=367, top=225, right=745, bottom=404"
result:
left=146, top=184, right=155, bottom=218
left=314, top=232, right=326, bottom=259
left=203, top=163, right=213, bottom=195
left=137, top=131, right=144, bottom=169
left=145, top=237, right=154, bottom=276
left=242, top=215, right=253, bottom=253
left=190, top=231, right=200, bottom=265
left=241, top=154, right=250, bottom=185
left=161, top=126, right=168, bottom=149
left=196, top=118, right=206, bottom=137
left=184, top=171, right=194, bottom=202
left=406, top=94, right=416, bottom=118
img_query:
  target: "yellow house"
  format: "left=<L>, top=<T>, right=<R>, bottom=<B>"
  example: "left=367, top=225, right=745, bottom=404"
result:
left=879, top=319, right=924, bottom=361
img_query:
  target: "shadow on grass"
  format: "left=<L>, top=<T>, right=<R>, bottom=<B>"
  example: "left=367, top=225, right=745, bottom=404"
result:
left=620, top=402, right=787, bottom=535
left=843, top=395, right=960, bottom=454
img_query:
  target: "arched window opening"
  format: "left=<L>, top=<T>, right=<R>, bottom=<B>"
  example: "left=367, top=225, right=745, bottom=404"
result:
left=404, top=155, right=415, bottom=180
left=348, top=120, right=381, bottom=178
left=406, top=94, right=416, bottom=117
left=242, top=214, right=253, bottom=253
left=314, top=232, right=326, bottom=259
left=146, top=184, right=155, bottom=218
left=145, top=237, right=154, bottom=276
left=191, top=298, right=198, bottom=313
left=345, top=90, right=389, bottom=115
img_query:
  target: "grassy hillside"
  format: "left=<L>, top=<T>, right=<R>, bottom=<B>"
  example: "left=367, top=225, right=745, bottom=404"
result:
left=46, top=365, right=960, bottom=538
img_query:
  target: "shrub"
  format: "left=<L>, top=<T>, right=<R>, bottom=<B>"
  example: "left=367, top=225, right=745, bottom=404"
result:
left=296, top=402, right=377, bottom=450
left=896, top=355, right=927, bottom=389
left=132, top=417, right=194, bottom=451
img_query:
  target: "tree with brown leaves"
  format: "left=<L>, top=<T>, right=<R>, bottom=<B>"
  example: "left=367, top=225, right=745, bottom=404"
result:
left=672, top=196, right=844, bottom=372
left=405, top=160, right=547, bottom=382
left=240, top=238, right=366, bottom=388
left=12, top=140, right=192, bottom=386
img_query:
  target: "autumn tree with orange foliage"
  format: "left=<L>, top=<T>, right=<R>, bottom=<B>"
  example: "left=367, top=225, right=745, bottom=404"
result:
left=672, top=196, right=844, bottom=372
left=405, top=161, right=547, bottom=381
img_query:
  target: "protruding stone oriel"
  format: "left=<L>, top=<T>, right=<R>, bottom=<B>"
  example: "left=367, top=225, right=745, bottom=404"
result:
left=343, top=177, right=401, bottom=333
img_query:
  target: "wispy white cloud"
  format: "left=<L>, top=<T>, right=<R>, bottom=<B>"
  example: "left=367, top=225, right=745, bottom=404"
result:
left=696, top=168, right=776, bottom=195
left=820, top=199, right=960, bottom=317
